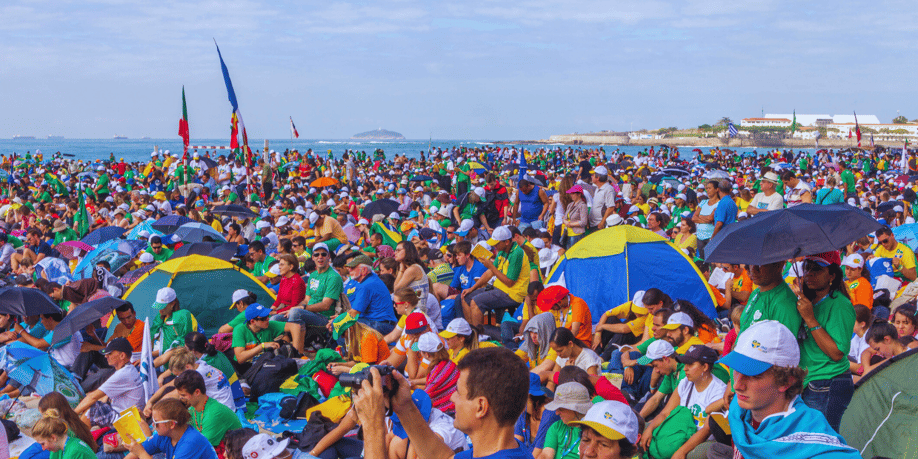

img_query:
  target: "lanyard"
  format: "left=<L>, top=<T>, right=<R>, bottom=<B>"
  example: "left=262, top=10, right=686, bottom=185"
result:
left=558, top=425, right=580, bottom=458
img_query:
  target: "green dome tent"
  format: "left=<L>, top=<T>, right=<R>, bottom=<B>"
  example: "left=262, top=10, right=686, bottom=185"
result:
left=840, top=347, right=918, bottom=458
left=122, top=254, right=276, bottom=335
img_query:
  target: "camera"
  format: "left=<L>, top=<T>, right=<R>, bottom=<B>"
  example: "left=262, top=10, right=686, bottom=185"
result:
left=338, top=365, right=399, bottom=394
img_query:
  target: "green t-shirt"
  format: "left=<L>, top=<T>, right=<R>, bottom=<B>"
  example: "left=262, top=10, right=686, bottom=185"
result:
left=459, top=202, right=478, bottom=221
left=96, top=174, right=110, bottom=194
left=53, top=227, right=79, bottom=245
left=226, top=312, right=246, bottom=331
left=840, top=169, right=856, bottom=193
left=457, top=163, right=471, bottom=183
left=543, top=420, right=581, bottom=459
left=151, top=309, right=197, bottom=354
left=50, top=435, right=96, bottom=459
left=190, top=397, right=242, bottom=446
left=739, top=283, right=802, bottom=336
left=232, top=321, right=286, bottom=360
left=202, top=349, right=239, bottom=384
left=499, top=243, right=525, bottom=283
left=635, top=337, right=657, bottom=355
left=146, top=246, right=174, bottom=263
left=799, top=292, right=854, bottom=384
left=253, top=255, right=276, bottom=277
left=306, top=268, right=344, bottom=318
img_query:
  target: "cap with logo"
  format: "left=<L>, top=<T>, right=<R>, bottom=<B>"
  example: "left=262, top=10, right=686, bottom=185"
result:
left=662, top=311, right=694, bottom=330
left=569, top=400, right=639, bottom=444
left=439, top=318, right=473, bottom=338
left=637, top=340, right=675, bottom=365
left=405, top=312, right=429, bottom=334
left=716, top=320, right=800, bottom=376
left=152, top=287, right=177, bottom=310
left=244, top=303, right=271, bottom=322
left=486, top=226, right=512, bottom=246
left=841, top=253, right=865, bottom=269
left=675, top=344, right=720, bottom=366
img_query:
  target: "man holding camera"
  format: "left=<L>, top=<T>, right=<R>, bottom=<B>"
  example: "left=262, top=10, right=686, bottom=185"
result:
left=353, top=347, right=530, bottom=459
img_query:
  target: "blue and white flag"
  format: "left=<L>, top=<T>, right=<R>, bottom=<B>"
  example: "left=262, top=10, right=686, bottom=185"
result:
left=139, top=321, right=159, bottom=403
left=728, top=123, right=738, bottom=138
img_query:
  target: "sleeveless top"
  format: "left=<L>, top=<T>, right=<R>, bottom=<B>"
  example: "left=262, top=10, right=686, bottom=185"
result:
left=519, top=186, right=544, bottom=224
left=696, top=199, right=717, bottom=241
left=408, top=273, right=431, bottom=314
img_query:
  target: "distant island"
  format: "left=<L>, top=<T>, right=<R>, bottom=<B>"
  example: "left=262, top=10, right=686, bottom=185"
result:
left=351, top=129, right=405, bottom=140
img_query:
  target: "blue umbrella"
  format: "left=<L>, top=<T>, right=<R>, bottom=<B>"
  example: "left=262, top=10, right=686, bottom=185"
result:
left=8, top=353, right=84, bottom=405
left=127, top=221, right=163, bottom=240
left=704, top=203, right=883, bottom=265
left=172, top=222, right=226, bottom=243
left=73, top=239, right=147, bottom=279
left=152, top=215, right=193, bottom=234
left=80, top=226, right=126, bottom=245
left=893, top=224, right=918, bottom=252
left=0, top=286, right=62, bottom=316
left=0, top=342, right=45, bottom=369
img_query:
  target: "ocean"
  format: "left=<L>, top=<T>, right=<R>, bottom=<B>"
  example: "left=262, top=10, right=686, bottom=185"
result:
left=0, top=138, right=815, bottom=164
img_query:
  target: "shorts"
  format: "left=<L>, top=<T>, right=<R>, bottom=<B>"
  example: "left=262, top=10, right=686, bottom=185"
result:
left=467, top=288, right=520, bottom=312
left=88, top=401, right=118, bottom=427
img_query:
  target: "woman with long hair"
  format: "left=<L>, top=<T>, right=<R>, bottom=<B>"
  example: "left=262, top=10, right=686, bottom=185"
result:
left=271, top=253, right=306, bottom=316
left=562, top=185, right=588, bottom=249
left=791, top=253, right=855, bottom=431
left=393, top=241, right=430, bottom=310
left=32, top=409, right=96, bottom=458
left=549, top=327, right=602, bottom=376
left=672, top=299, right=719, bottom=344
left=38, top=392, right=98, bottom=452
left=551, top=175, right=575, bottom=249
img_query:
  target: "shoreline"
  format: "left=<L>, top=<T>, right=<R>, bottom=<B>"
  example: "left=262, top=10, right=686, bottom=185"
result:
left=496, top=135, right=908, bottom=149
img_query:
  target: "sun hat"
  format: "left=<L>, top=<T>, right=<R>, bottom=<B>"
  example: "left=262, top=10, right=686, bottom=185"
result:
left=717, top=320, right=800, bottom=376
left=544, top=382, right=593, bottom=415
left=486, top=226, right=512, bottom=246
left=51, top=220, right=68, bottom=233
left=675, top=344, right=720, bottom=366
left=662, top=311, right=694, bottom=330
left=536, top=285, right=569, bottom=312
left=439, top=318, right=473, bottom=338
left=762, top=172, right=780, bottom=184
left=242, top=434, right=289, bottom=459
left=637, top=340, right=676, bottom=365
left=410, top=332, right=443, bottom=352
left=605, top=214, right=624, bottom=227
left=244, top=303, right=271, bottom=322
left=255, top=221, right=271, bottom=230
left=569, top=400, right=639, bottom=444
left=152, top=287, right=177, bottom=310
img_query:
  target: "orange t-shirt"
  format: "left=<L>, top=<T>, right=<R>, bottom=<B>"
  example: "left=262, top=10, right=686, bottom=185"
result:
left=110, top=320, right=145, bottom=352
left=846, top=277, right=874, bottom=310
left=560, top=295, right=593, bottom=343
left=731, top=269, right=754, bottom=303
left=358, top=329, right=390, bottom=364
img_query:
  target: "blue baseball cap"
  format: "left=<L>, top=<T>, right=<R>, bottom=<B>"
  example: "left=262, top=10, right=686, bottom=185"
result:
left=528, top=372, right=545, bottom=397
left=244, top=303, right=271, bottom=322
left=391, top=389, right=432, bottom=439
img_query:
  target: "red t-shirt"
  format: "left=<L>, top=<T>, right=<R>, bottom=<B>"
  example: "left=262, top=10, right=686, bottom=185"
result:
left=273, top=274, right=306, bottom=313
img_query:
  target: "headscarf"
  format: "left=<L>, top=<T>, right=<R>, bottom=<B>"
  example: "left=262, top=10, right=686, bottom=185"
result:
left=520, top=312, right=557, bottom=363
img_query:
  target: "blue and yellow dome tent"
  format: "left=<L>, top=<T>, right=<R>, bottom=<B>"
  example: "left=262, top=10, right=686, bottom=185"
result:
left=122, top=254, right=276, bottom=335
left=547, top=226, right=718, bottom=322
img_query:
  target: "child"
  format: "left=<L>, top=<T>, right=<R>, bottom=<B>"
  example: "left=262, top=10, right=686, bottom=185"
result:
left=842, top=254, right=873, bottom=310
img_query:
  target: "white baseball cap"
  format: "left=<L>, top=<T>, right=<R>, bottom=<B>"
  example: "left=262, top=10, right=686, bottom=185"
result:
left=312, top=242, right=330, bottom=254
left=232, top=289, right=250, bottom=304
left=486, top=226, right=512, bottom=246
left=411, top=332, right=443, bottom=353
left=637, top=339, right=675, bottom=365
left=717, top=320, right=800, bottom=376
left=570, top=400, right=639, bottom=444
left=138, top=252, right=155, bottom=263
left=473, top=187, right=486, bottom=198
left=455, top=219, right=474, bottom=236
left=152, top=287, right=177, bottom=310
left=255, top=221, right=271, bottom=230
left=842, top=253, right=865, bottom=269
left=662, top=311, right=694, bottom=330
left=242, top=434, right=289, bottom=459
left=592, top=165, right=609, bottom=176
left=439, top=318, right=473, bottom=338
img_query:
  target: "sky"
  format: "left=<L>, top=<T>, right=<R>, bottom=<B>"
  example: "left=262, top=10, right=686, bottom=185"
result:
left=2, top=0, right=917, bottom=140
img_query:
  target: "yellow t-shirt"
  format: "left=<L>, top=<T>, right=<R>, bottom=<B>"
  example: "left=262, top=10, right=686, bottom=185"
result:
left=515, top=347, right=558, bottom=368
left=874, top=242, right=917, bottom=274
left=677, top=336, right=705, bottom=354
left=603, top=302, right=648, bottom=336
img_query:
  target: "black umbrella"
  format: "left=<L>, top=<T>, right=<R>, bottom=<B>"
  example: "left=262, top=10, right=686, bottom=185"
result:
left=661, top=166, right=689, bottom=177
left=876, top=200, right=903, bottom=216
left=151, top=215, right=193, bottom=234
left=80, top=226, right=126, bottom=246
left=169, top=242, right=238, bottom=261
left=211, top=204, right=258, bottom=219
left=199, top=157, right=218, bottom=170
left=704, top=203, right=884, bottom=265
left=51, top=297, right=129, bottom=345
left=118, top=264, right=156, bottom=285
left=409, top=175, right=434, bottom=182
left=0, top=287, right=62, bottom=317
left=361, top=199, right=400, bottom=219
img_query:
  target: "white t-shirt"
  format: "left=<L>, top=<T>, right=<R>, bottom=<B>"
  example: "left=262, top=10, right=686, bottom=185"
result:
left=749, top=192, right=784, bottom=211
left=677, top=376, right=728, bottom=428
left=425, top=294, right=442, bottom=333
left=849, top=334, right=869, bottom=364
left=100, top=364, right=145, bottom=414
left=195, top=360, right=235, bottom=410
left=555, top=348, right=603, bottom=373
left=48, top=332, right=83, bottom=368
left=429, top=409, right=466, bottom=451
left=785, top=182, right=812, bottom=207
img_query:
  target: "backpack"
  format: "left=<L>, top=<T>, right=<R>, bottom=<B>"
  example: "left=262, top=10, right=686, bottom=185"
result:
left=242, top=349, right=299, bottom=400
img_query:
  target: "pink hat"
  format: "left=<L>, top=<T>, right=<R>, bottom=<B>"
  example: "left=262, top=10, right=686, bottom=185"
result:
left=567, top=185, right=584, bottom=194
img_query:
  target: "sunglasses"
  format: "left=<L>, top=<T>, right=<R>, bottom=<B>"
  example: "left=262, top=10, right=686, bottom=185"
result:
left=151, top=245, right=163, bottom=249
left=151, top=418, right=174, bottom=426
left=313, top=252, right=329, bottom=258
left=879, top=238, right=892, bottom=244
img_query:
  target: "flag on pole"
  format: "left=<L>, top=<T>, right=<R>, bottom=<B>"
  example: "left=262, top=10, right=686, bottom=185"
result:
left=854, top=111, right=862, bottom=147
left=76, top=185, right=89, bottom=237
left=728, top=123, right=738, bottom=138
left=290, top=116, right=299, bottom=138
left=903, top=140, right=910, bottom=174
left=178, top=86, right=190, bottom=153
left=518, top=149, right=528, bottom=182
left=139, top=321, right=159, bottom=403
left=790, top=110, right=797, bottom=134
left=215, top=40, right=259, bottom=200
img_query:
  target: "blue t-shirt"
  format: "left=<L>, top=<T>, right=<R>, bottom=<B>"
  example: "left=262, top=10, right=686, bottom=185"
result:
left=714, top=196, right=738, bottom=226
left=141, top=427, right=218, bottom=459
left=514, top=409, right=560, bottom=454
left=455, top=445, right=532, bottom=459
left=451, top=260, right=488, bottom=291
left=343, top=277, right=359, bottom=301
left=351, top=273, right=397, bottom=323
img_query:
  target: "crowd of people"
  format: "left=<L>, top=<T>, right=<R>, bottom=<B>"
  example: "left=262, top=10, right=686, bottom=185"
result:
left=0, top=143, right=913, bottom=459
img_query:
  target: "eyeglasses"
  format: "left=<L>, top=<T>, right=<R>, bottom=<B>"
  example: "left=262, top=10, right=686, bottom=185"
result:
left=151, top=418, right=174, bottom=426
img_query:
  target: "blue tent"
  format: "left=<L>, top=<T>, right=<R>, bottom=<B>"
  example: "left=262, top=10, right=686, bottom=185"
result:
left=547, top=226, right=718, bottom=322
